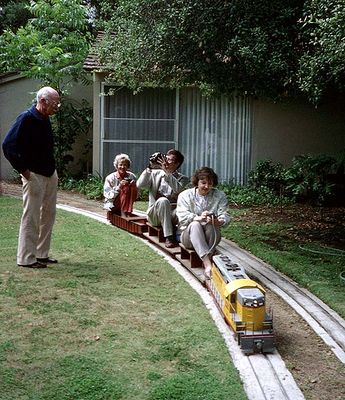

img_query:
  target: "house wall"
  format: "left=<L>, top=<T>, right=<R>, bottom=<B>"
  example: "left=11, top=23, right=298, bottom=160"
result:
left=92, top=80, right=254, bottom=183
left=4, top=74, right=343, bottom=182
left=252, top=97, right=345, bottom=167
left=0, top=75, right=39, bottom=180
left=0, top=75, right=92, bottom=180
left=89, top=72, right=345, bottom=182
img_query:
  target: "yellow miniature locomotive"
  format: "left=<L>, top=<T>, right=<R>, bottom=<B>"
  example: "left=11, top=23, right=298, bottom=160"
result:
left=208, top=254, right=274, bottom=355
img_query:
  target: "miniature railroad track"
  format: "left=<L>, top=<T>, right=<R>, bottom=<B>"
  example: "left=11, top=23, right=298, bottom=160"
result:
left=134, top=212, right=345, bottom=364
left=218, top=239, right=345, bottom=364
left=4, top=182, right=344, bottom=361
left=246, top=353, right=305, bottom=400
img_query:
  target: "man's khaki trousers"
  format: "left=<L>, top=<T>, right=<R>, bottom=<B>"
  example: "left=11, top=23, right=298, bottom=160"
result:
left=17, top=171, right=58, bottom=265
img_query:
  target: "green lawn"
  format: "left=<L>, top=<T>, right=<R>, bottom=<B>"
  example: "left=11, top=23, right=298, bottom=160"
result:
left=0, top=196, right=247, bottom=400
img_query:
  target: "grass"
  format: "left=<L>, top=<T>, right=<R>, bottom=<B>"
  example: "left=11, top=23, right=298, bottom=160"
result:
left=134, top=201, right=148, bottom=213
left=0, top=196, right=247, bottom=400
left=222, top=208, right=345, bottom=319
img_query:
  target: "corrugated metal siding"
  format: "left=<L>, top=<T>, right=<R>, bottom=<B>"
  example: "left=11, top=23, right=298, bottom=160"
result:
left=100, top=86, right=253, bottom=183
left=179, top=88, right=252, bottom=184
left=101, top=86, right=177, bottom=176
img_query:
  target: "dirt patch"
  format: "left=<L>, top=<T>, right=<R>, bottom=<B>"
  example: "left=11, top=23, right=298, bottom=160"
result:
left=2, top=182, right=345, bottom=400
left=233, top=204, right=345, bottom=249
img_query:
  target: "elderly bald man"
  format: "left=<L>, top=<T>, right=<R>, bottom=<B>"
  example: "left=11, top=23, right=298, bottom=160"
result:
left=2, top=86, right=61, bottom=268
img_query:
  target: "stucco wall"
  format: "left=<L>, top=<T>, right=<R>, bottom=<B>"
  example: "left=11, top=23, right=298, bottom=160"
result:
left=0, top=75, right=39, bottom=180
left=0, top=75, right=92, bottom=180
left=252, top=97, right=345, bottom=167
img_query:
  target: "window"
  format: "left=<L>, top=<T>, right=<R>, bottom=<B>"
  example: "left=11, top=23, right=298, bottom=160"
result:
left=101, top=86, right=177, bottom=176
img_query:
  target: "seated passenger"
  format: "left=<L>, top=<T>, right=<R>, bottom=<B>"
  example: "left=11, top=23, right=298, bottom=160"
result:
left=176, top=167, right=231, bottom=278
left=137, top=149, right=189, bottom=248
left=103, top=153, right=138, bottom=216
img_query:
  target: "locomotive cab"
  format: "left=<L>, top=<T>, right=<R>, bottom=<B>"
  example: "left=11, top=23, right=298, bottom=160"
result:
left=237, top=287, right=266, bottom=331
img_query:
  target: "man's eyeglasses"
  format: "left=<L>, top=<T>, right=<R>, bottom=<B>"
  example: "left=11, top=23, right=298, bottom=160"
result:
left=45, top=98, right=61, bottom=108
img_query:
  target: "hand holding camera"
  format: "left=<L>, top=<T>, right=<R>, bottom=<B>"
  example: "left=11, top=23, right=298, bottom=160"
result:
left=120, top=176, right=133, bottom=188
left=206, top=212, right=216, bottom=223
left=207, top=212, right=225, bottom=226
left=148, top=152, right=167, bottom=169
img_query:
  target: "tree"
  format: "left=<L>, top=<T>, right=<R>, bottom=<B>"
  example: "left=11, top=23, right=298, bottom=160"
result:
left=298, top=0, right=345, bottom=103
left=0, top=0, right=93, bottom=176
left=91, top=0, right=345, bottom=104
left=0, top=0, right=32, bottom=34
left=86, top=0, right=119, bottom=30
left=0, top=0, right=91, bottom=89
left=95, top=0, right=303, bottom=100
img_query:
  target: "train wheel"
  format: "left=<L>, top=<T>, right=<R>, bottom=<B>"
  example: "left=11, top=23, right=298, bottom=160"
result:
left=237, top=333, right=242, bottom=345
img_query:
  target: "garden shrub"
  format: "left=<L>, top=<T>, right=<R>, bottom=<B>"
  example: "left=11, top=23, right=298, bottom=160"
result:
left=59, top=174, right=150, bottom=202
left=284, top=154, right=339, bottom=205
left=218, top=183, right=291, bottom=207
left=53, top=99, right=92, bottom=178
left=247, top=154, right=343, bottom=206
left=59, top=174, right=103, bottom=200
left=57, top=152, right=343, bottom=206
left=248, top=159, right=285, bottom=194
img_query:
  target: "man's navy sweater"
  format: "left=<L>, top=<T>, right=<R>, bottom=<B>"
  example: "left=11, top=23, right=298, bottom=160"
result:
left=2, top=105, right=56, bottom=177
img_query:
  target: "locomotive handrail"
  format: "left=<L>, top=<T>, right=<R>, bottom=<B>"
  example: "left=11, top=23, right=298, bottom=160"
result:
left=224, top=278, right=266, bottom=297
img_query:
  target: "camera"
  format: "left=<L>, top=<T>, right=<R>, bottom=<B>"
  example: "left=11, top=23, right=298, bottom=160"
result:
left=124, top=176, right=133, bottom=183
left=149, top=152, right=166, bottom=169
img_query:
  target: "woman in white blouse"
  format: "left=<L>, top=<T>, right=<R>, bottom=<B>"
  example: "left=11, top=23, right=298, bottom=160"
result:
left=176, top=167, right=231, bottom=278
left=103, top=153, right=138, bottom=216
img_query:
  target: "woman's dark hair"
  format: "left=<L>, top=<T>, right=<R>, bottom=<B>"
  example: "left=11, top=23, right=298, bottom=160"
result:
left=191, top=167, right=218, bottom=187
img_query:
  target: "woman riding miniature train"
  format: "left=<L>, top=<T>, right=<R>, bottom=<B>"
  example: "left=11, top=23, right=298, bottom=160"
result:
left=176, top=167, right=231, bottom=279
left=103, top=153, right=138, bottom=217
left=104, top=152, right=230, bottom=279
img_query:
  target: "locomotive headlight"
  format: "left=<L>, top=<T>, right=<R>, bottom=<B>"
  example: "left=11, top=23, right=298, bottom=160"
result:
left=238, top=288, right=265, bottom=307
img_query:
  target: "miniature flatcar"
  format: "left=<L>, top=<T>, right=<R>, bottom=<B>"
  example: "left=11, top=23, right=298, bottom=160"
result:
left=107, top=211, right=275, bottom=355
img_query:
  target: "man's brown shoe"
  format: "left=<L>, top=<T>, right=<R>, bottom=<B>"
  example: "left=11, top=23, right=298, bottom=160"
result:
left=165, top=239, right=178, bottom=248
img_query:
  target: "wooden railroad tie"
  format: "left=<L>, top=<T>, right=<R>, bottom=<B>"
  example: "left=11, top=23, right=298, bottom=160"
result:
left=178, top=243, right=203, bottom=268
left=107, top=211, right=147, bottom=235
